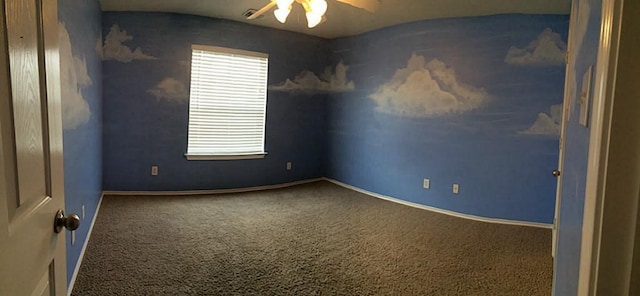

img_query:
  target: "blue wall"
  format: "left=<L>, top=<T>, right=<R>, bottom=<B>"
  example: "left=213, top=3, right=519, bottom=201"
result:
left=553, top=0, right=602, bottom=294
left=58, top=0, right=103, bottom=285
left=100, top=13, right=568, bottom=224
left=101, top=13, right=331, bottom=191
left=326, top=15, right=568, bottom=224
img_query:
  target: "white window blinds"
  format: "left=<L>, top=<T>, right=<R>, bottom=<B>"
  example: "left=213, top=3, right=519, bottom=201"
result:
left=186, top=45, right=269, bottom=160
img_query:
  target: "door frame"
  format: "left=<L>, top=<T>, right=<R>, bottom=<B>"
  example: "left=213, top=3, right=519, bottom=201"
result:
left=576, top=0, right=640, bottom=294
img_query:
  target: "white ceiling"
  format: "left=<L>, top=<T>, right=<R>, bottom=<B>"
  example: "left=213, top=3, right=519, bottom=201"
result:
left=99, top=0, right=571, bottom=39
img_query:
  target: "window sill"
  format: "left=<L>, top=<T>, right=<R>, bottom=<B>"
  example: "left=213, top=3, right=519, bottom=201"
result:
left=184, top=153, right=267, bottom=161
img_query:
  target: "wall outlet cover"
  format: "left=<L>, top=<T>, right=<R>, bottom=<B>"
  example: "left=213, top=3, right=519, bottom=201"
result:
left=423, top=179, right=430, bottom=189
left=151, top=165, right=158, bottom=176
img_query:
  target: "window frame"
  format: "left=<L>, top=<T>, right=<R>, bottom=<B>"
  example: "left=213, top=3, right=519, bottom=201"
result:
left=185, top=44, right=269, bottom=161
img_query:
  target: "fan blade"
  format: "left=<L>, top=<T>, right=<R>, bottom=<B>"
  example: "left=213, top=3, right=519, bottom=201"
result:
left=247, top=1, right=277, bottom=20
left=335, top=0, right=380, bottom=13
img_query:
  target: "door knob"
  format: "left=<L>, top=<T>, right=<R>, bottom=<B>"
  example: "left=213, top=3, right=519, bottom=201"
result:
left=552, top=169, right=561, bottom=177
left=54, top=210, right=80, bottom=233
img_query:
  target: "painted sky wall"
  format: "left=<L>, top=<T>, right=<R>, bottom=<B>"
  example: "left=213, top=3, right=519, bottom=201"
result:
left=101, top=13, right=335, bottom=191
left=58, top=0, right=103, bottom=286
left=100, top=12, right=569, bottom=225
left=553, top=0, right=602, bottom=294
left=59, top=5, right=590, bottom=291
left=326, top=14, right=569, bottom=224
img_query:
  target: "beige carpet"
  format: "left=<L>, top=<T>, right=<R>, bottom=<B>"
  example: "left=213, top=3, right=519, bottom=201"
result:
left=71, top=181, right=552, bottom=295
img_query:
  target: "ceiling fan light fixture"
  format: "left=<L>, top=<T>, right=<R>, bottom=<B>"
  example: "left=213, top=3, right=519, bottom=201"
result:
left=274, top=0, right=294, bottom=22
left=307, top=0, right=327, bottom=17
left=302, top=0, right=327, bottom=28
left=274, top=7, right=291, bottom=23
left=276, top=0, right=294, bottom=9
left=306, top=13, right=324, bottom=28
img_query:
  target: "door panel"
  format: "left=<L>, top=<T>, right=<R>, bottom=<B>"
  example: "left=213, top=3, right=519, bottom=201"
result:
left=0, top=0, right=67, bottom=295
left=6, top=0, right=48, bottom=209
left=31, top=262, right=54, bottom=296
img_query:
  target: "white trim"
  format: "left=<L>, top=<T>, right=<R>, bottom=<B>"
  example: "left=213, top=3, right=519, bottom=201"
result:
left=577, top=0, right=622, bottom=294
left=323, top=178, right=553, bottom=229
left=103, top=177, right=550, bottom=228
left=185, top=152, right=267, bottom=161
left=102, top=178, right=324, bottom=196
left=67, top=193, right=105, bottom=296
left=191, top=44, right=268, bottom=58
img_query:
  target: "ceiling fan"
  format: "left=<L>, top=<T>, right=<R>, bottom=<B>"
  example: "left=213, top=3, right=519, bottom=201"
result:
left=247, top=0, right=380, bottom=28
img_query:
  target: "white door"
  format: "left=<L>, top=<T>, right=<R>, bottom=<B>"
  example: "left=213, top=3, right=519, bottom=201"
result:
left=0, top=0, right=75, bottom=295
left=552, top=1, right=579, bottom=258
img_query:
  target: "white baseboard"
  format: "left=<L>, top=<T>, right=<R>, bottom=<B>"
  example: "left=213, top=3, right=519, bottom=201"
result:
left=103, top=177, right=552, bottom=229
left=102, top=178, right=324, bottom=196
left=67, top=193, right=105, bottom=296
left=323, top=178, right=553, bottom=229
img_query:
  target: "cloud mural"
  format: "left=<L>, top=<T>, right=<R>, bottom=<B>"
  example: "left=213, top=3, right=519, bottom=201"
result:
left=103, top=24, right=156, bottom=62
left=521, top=104, right=563, bottom=135
left=269, top=61, right=355, bottom=93
left=370, top=53, right=489, bottom=117
left=504, top=28, right=567, bottom=66
left=59, top=22, right=92, bottom=130
left=147, top=78, right=189, bottom=103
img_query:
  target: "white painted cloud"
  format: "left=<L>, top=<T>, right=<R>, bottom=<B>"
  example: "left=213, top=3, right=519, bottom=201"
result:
left=147, top=78, right=189, bottom=103
left=504, top=28, right=567, bottom=66
left=370, top=53, right=489, bottom=117
left=269, top=61, right=354, bottom=93
left=521, top=104, right=563, bottom=135
left=322, top=61, right=355, bottom=92
left=59, top=23, right=92, bottom=130
left=103, top=24, right=156, bottom=62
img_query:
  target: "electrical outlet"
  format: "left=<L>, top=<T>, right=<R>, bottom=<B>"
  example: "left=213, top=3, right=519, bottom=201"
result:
left=286, top=162, right=292, bottom=171
left=423, top=179, right=430, bottom=189
left=82, top=205, right=85, bottom=219
left=453, top=184, right=460, bottom=194
left=151, top=165, right=158, bottom=176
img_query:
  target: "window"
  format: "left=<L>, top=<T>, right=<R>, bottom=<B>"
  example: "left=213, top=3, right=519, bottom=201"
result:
left=186, top=45, right=269, bottom=160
